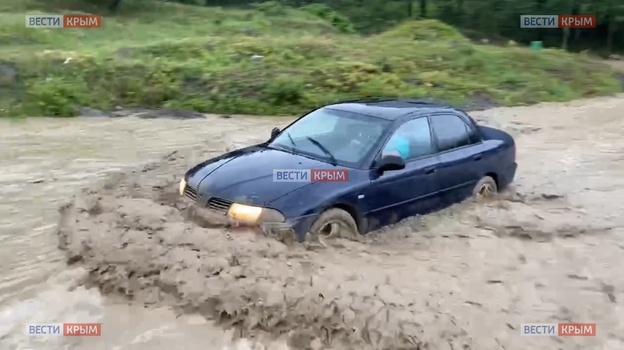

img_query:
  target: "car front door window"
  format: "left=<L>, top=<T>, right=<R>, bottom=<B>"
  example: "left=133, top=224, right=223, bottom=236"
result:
left=382, top=117, right=435, bottom=160
left=430, top=114, right=472, bottom=152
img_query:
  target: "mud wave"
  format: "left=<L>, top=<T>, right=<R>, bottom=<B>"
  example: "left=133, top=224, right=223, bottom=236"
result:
left=57, top=151, right=461, bottom=349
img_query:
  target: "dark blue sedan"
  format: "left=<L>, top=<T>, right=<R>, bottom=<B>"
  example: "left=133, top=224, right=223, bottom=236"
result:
left=179, top=98, right=517, bottom=242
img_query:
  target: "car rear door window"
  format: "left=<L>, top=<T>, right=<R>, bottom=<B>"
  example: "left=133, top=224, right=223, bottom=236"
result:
left=430, top=114, right=473, bottom=152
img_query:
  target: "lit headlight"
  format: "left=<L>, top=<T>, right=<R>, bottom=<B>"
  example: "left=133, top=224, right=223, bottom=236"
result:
left=179, top=178, right=187, bottom=196
left=227, top=203, right=285, bottom=224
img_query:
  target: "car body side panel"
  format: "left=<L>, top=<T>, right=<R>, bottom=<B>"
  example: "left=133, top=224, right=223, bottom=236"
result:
left=501, top=161, right=518, bottom=190
left=434, top=141, right=498, bottom=203
left=479, top=126, right=517, bottom=189
left=428, top=112, right=517, bottom=204
left=360, top=156, right=441, bottom=232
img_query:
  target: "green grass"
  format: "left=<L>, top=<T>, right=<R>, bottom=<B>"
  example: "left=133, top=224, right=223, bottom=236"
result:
left=0, top=0, right=621, bottom=117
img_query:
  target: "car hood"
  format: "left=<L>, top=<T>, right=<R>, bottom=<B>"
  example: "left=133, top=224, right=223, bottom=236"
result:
left=186, top=146, right=340, bottom=206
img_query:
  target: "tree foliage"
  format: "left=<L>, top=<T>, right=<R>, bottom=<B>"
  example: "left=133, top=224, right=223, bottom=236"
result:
left=161, top=0, right=624, bottom=53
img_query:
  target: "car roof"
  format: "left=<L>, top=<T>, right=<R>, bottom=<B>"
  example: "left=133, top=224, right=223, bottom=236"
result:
left=326, top=98, right=457, bottom=121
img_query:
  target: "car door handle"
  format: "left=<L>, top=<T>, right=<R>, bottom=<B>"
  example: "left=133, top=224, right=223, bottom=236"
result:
left=473, top=154, right=483, bottom=161
left=424, top=167, right=436, bottom=174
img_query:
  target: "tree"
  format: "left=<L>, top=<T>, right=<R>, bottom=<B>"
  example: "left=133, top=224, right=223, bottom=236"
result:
left=108, top=0, right=123, bottom=13
left=147, top=0, right=624, bottom=53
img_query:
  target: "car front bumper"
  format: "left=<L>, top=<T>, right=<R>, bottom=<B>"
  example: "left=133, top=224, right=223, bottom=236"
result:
left=259, top=222, right=297, bottom=241
left=186, top=202, right=316, bottom=243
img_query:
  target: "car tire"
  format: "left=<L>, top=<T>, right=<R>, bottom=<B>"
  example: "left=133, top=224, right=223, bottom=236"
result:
left=308, top=208, right=359, bottom=245
left=473, top=176, right=498, bottom=200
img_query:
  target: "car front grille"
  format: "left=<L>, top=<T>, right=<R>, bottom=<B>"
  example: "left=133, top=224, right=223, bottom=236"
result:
left=207, top=197, right=233, bottom=214
left=184, top=186, right=197, bottom=201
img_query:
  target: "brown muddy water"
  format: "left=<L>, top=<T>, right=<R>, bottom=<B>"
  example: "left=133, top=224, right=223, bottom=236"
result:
left=1, top=97, right=623, bottom=350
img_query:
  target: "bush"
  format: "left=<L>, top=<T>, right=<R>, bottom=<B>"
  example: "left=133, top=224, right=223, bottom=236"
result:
left=300, top=3, right=355, bottom=33
left=25, top=79, right=85, bottom=117
left=254, top=1, right=288, bottom=16
left=266, top=75, right=305, bottom=105
left=377, top=19, right=470, bottom=43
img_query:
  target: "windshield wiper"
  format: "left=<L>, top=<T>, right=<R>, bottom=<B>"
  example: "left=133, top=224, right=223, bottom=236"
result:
left=281, top=132, right=299, bottom=154
left=306, top=136, right=337, bottom=165
left=287, top=132, right=297, bottom=147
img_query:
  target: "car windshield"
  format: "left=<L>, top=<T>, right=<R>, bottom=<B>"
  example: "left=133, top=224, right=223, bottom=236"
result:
left=269, top=108, right=390, bottom=167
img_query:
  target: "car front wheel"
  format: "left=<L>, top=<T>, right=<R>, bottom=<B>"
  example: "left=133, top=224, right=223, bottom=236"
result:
left=307, top=208, right=359, bottom=245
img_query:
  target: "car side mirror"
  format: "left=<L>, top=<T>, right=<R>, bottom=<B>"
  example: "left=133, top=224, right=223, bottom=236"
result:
left=270, top=127, right=280, bottom=140
left=376, top=154, right=405, bottom=173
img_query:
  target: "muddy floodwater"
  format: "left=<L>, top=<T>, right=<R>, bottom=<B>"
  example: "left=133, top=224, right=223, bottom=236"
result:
left=1, top=97, right=623, bottom=350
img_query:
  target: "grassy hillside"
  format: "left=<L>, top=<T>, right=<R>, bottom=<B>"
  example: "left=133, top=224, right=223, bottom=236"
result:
left=0, top=0, right=621, bottom=117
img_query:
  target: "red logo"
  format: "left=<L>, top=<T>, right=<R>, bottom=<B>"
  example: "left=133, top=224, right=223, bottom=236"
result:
left=63, top=323, right=101, bottom=336
left=63, top=15, right=101, bottom=28
left=558, top=323, right=596, bottom=336
left=311, top=169, right=348, bottom=182
left=558, top=15, right=596, bottom=28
